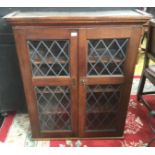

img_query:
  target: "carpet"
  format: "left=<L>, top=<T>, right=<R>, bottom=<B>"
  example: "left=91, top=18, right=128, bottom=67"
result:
left=0, top=77, right=155, bottom=147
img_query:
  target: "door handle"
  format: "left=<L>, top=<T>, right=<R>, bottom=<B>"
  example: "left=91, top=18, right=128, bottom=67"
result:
left=80, top=78, right=86, bottom=86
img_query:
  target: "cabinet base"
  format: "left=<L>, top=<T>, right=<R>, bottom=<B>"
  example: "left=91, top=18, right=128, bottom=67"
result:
left=32, top=136, right=124, bottom=141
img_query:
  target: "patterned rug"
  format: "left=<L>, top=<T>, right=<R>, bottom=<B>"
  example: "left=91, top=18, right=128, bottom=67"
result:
left=0, top=77, right=155, bottom=147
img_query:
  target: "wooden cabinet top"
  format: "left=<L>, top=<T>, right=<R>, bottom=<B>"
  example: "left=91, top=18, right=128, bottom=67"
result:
left=4, top=9, right=151, bottom=26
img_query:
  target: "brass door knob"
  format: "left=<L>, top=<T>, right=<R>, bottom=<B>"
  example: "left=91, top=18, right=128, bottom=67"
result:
left=80, top=78, right=86, bottom=86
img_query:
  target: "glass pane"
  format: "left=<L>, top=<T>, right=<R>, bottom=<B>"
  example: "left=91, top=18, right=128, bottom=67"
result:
left=87, top=38, right=129, bottom=75
left=85, top=85, right=121, bottom=131
left=35, top=86, right=71, bottom=131
left=27, top=40, right=70, bottom=76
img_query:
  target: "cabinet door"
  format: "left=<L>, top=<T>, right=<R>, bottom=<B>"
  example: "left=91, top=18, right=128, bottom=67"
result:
left=79, top=27, right=142, bottom=137
left=14, top=28, right=78, bottom=138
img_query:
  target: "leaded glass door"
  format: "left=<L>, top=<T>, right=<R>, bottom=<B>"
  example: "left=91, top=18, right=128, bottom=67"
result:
left=16, top=28, right=78, bottom=138
left=79, top=27, right=140, bottom=137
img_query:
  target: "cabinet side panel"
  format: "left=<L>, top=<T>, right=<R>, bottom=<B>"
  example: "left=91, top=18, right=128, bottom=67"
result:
left=117, top=26, right=142, bottom=134
left=13, top=28, right=41, bottom=138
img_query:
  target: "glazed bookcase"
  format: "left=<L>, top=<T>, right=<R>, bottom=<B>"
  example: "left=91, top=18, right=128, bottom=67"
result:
left=4, top=10, right=151, bottom=139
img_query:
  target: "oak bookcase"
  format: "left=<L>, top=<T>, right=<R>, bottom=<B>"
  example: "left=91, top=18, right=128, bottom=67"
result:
left=4, top=9, right=151, bottom=139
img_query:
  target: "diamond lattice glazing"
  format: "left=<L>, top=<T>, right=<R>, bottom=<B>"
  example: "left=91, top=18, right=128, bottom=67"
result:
left=86, top=85, right=121, bottom=131
left=35, top=86, right=71, bottom=131
left=27, top=40, right=70, bottom=76
left=87, top=39, right=129, bottom=75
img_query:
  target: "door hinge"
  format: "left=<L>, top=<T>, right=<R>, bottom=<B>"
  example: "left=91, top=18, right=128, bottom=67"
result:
left=72, top=77, right=76, bottom=86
